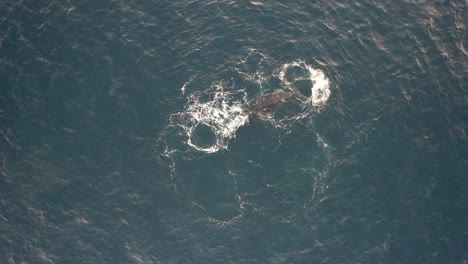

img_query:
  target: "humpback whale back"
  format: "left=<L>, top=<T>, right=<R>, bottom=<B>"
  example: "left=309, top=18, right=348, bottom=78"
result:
left=247, top=91, right=298, bottom=116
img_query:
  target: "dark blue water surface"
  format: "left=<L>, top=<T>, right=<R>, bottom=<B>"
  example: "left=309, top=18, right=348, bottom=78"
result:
left=0, top=0, right=466, bottom=263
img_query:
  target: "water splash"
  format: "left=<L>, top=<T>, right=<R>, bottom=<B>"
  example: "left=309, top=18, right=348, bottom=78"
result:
left=160, top=82, right=249, bottom=156
left=278, top=60, right=331, bottom=109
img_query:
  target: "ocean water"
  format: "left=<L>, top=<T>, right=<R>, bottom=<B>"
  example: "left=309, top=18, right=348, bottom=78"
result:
left=0, top=0, right=466, bottom=263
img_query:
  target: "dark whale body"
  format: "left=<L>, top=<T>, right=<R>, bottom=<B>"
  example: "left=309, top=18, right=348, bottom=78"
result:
left=246, top=91, right=298, bottom=118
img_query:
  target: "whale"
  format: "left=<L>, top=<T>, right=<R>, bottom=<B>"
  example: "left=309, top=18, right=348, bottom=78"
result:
left=246, top=91, right=299, bottom=118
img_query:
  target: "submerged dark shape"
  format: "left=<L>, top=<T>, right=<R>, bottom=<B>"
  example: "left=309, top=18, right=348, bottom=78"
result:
left=246, top=91, right=298, bottom=118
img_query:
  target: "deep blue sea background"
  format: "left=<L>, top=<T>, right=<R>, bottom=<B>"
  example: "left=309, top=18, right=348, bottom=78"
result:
left=0, top=0, right=467, bottom=263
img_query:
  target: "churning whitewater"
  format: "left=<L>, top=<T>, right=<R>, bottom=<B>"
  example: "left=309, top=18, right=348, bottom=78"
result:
left=158, top=59, right=332, bottom=156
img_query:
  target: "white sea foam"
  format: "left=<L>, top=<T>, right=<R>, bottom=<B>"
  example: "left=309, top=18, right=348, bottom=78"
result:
left=167, top=82, right=249, bottom=154
left=278, top=60, right=331, bottom=109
